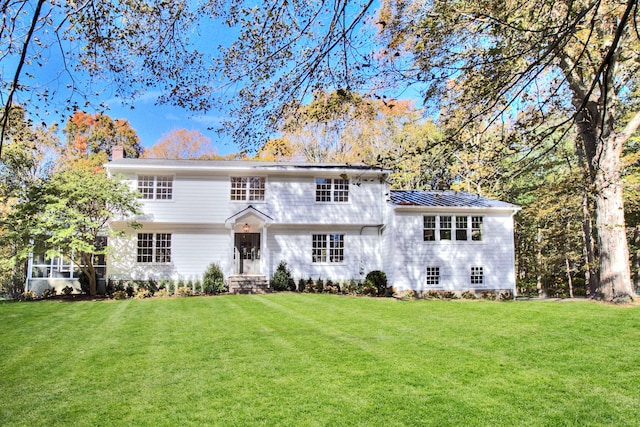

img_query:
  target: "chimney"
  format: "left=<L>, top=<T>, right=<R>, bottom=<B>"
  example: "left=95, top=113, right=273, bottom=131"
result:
left=112, top=145, right=124, bottom=160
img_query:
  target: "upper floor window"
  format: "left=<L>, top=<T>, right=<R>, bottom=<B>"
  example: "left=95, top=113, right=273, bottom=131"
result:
left=231, top=177, right=265, bottom=201
left=138, top=175, right=173, bottom=200
left=312, top=233, right=344, bottom=263
left=423, top=215, right=484, bottom=242
left=137, top=233, right=172, bottom=263
left=316, top=178, right=349, bottom=203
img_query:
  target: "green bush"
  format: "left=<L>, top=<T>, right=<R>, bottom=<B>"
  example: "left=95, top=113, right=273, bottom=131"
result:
left=194, top=280, right=202, bottom=294
left=500, top=291, right=514, bottom=301
left=61, top=286, right=74, bottom=296
left=365, top=270, right=388, bottom=297
left=22, top=290, right=36, bottom=301
left=42, top=288, right=56, bottom=299
left=167, top=281, right=175, bottom=294
left=112, top=290, right=128, bottom=300
left=362, top=280, right=377, bottom=297
left=443, top=291, right=458, bottom=299
left=271, top=261, right=295, bottom=292
left=177, top=286, right=193, bottom=297
left=342, top=280, right=360, bottom=295
left=482, top=291, right=497, bottom=301
left=297, top=278, right=306, bottom=293
left=202, top=262, right=226, bottom=295
left=461, top=290, right=477, bottom=300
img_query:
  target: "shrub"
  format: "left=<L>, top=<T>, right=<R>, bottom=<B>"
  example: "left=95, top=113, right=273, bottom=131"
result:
left=303, top=277, right=316, bottom=293
left=203, top=262, right=226, bottom=295
left=61, top=286, right=74, bottom=296
left=42, top=288, right=56, bottom=299
left=155, top=288, right=170, bottom=298
left=177, top=286, right=193, bottom=297
left=167, top=281, right=175, bottom=294
left=271, top=261, right=295, bottom=292
left=125, top=282, right=135, bottom=298
left=323, top=280, right=339, bottom=294
left=134, top=288, right=152, bottom=299
left=297, top=278, right=306, bottom=293
left=22, top=290, right=37, bottom=301
left=342, top=279, right=360, bottom=295
left=443, top=291, right=458, bottom=299
left=194, top=280, right=202, bottom=294
left=395, top=289, right=417, bottom=300
left=362, top=280, right=378, bottom=297
left=315, top=278, right=325, bottom=293
left=365, top=270, right=389, bottom=297
left=500, top=291, right=514, bottom=301
left=186, top=279, right=194, bottom=292
left=112, top=290, right=128, bottom=300
left=78, top=271, right=98, bottom=294
left=461, top=290, right=477, bottom=300
left=481, top=291, right=497, bottom=301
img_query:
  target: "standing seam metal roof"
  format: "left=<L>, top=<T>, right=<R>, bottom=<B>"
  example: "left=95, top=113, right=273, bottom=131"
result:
left=389, top=190, right=519, bottom=209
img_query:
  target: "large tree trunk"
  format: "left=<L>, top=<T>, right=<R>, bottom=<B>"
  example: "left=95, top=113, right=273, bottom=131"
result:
left=591, top=141, right=633, bottom=302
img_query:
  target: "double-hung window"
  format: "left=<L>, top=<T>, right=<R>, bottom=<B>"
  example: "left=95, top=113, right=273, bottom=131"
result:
left=315, top=178, right=349, bottom=202
left=138, top=176, right=173, bottom=200
left=231, top=177, right=265, bottom=201
left=312, top=233, right=344, bottom=263
left=423, top=215, right=484, bottom=242
left=137, top=233, right=172, bottom=263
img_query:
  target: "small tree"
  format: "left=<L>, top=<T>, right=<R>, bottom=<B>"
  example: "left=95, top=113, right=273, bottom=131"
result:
left=365, top=270, right=389, bottom=297
left=36, top=154, right=141, bottom=295
left=270, top=261, right=295, bottom=292
left=202, top=262, right=225, bottom=295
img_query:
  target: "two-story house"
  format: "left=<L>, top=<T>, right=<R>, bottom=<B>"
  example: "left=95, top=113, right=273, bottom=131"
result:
left=25, top=149, right=520, bottom=295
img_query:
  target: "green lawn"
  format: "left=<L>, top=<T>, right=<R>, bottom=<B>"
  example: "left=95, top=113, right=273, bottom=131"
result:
left=0, top=294, right=638, bottom=426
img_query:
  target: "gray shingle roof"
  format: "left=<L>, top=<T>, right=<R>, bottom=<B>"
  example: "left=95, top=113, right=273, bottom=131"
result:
left=390, top=190, right=519, bottom=209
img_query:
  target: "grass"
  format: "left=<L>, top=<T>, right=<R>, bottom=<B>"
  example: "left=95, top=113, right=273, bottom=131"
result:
left=0, top=294, right=639, bottom=426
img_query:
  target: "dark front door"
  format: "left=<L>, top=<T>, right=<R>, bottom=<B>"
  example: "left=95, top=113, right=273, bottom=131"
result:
left=234, top=233, right=260, bottom=274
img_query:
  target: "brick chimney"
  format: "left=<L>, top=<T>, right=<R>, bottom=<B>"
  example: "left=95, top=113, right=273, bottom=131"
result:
left=112, top=145, right=124, bottom=160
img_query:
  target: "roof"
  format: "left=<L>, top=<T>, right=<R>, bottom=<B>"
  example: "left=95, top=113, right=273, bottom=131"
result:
left=389, top=190, right=519, bottom=210
left=106, top=158, right=391, bottom=174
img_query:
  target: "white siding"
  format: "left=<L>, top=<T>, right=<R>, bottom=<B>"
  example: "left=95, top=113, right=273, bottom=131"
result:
left=108, top=227, right=231, bottom=281
left=390, top=210, right=516, bottom=292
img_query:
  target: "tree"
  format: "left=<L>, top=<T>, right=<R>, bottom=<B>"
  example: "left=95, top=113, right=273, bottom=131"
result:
left=375, top=0, right=640, bottom=302
left=143, top=129, right=216, bottom=159
left=0, top=106, right=58, bottom=295
left=0, top=0, right=207, bottom=155
left=63, top=111, right=142, bottom=159
left=34, top=154, right=141, bottom=295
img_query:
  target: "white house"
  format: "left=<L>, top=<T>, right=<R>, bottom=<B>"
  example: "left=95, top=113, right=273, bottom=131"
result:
left=25, top=152, right=520, bottom=295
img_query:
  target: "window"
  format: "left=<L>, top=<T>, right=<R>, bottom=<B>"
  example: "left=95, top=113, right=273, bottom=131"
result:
left=472, top=216, right=483, bottom=241
left=423, top=216, right=436, bottom=241
left=456, top=216, right=468, bottom=241
left=29, top=237, right=107, bottom=279
left=425, top=267, right=440, bottom=285
left=137, top=233, right=172, bottom=263
left=231, top=177, right=265, bottom=201
left=422, top=215, right=484, bottom=242
left=138, top=176, right=173, bottom=200
left=312, top=233, right=344, bottom=263
left=440, top=216, right=452, bottom=240
left=471, top=266, right=484, bottom=285
left=316, top=178, right=349, bottom=202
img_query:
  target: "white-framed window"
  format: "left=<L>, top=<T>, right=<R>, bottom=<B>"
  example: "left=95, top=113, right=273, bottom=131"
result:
left=315, top=178, right=349, bottom=202
left=423, top=216, right=436, bottom=241
left=471, top=266, right=484, bottom=285
left=472, top=216, right=483, bottom=241
left=440, top=216, right=452, bottom=240
left=137, top=233, right=172, bottom=263
left=456, top=216, right=468, bottom=241
left=425, top=267, right=440, bottom=285
left=312, top=233, right=344, bottom=263
left=29, top=237, right=107, bottom=279
left=138, top=175, right=173, bottom=200
left=423, top=215, right=484, bottom=242
left=231, top=177, right=265, bottom=201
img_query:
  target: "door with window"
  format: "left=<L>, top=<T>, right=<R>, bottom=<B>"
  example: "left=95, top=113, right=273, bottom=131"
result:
left=234, top=233, right=261, bottom=274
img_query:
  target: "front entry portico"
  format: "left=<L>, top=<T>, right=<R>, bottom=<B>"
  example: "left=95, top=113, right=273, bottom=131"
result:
left=225, top=205, right=273, bottom=277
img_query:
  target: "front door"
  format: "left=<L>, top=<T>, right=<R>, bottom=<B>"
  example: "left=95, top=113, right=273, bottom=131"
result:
left=234, top=233, right=261, bottom=274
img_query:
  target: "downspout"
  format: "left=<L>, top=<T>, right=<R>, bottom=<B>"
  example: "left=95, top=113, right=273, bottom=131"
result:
left=510, top=208, right=519, bottom=299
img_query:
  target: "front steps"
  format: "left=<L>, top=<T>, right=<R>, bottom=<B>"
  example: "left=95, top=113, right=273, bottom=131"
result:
left=227, top=275, right=270, bottom=294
